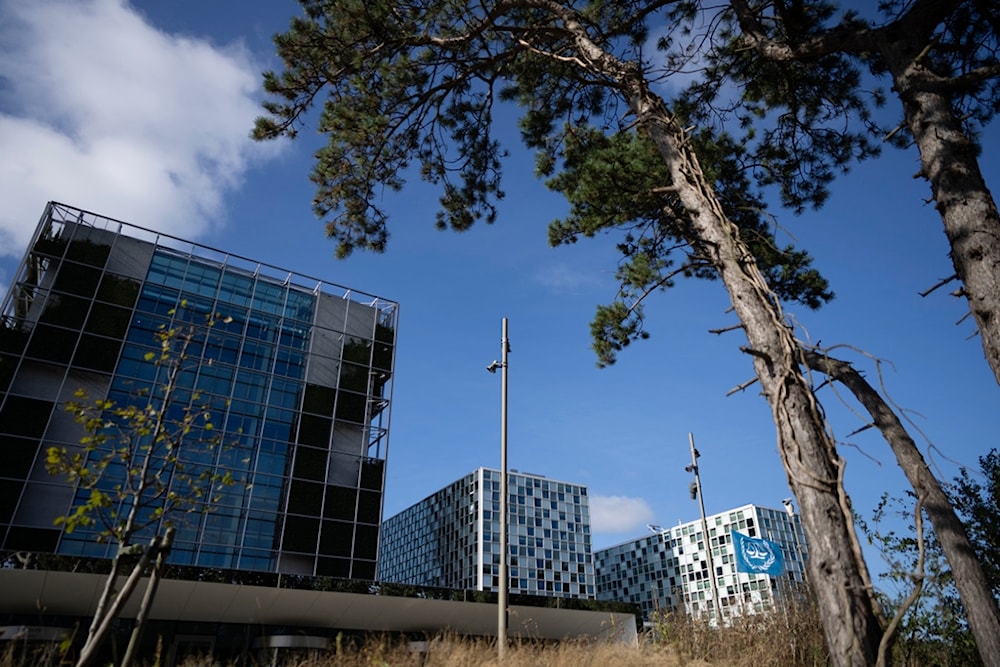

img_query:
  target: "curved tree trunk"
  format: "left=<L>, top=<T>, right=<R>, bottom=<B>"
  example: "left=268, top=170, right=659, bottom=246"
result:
left=803, top=349, right=1000, bottom=667
left=728, top=4, right=1000, bottom=659
left=622, top=82, right=885, bottom=664
left=571, top=20, right=888, bottom=652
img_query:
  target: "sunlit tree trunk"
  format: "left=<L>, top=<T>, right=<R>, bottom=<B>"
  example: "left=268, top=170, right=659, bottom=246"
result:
left=889, top=53, right=1000, bottom=388
left=650, top=122, right=884, bottom=665
left=729, top=3, right=1000, bottom=659
left=595, top=57, right=884, bottom=666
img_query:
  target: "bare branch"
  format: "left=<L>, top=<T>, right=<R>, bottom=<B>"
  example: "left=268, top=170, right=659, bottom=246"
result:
left=726, top=376, right=759, bottom=396
left=620, top=265, right=693, bottom=318
left=709, top=323, right=744, bottom=335
left=845, top=422, right=875, bottom=438
left=918, top=274, right=958, bottom=298
left=801, top=344, right=1000, bottom=660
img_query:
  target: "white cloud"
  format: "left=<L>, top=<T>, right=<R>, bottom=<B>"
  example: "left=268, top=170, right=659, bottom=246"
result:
left=0, top=0, right=278, bottom=258
left=532, top=262, right=602, bottom=295
left=589, top=495, right=655, bottom=535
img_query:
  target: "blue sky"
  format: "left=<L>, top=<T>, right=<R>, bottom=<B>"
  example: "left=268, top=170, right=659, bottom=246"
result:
left=1, top=0, right=997, bottom=588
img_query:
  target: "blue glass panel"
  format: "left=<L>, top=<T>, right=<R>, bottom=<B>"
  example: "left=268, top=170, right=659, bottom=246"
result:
left=240, top=340, right=274, bottom=371
left=250, top=476, right=284, bottom=504
left=258, top=438, right=289, bottom=454
left=174, top=292, right=214, bottom=316
left=264, top=406, right=294, bottom=425
left=274, top=348, right=305, bottom=377
left=184, top=263, right=221, bottom=297
left=245, top=313, right=279, bottom=343
left=245, top=517, right=277, bottom=538
left=130, top=307, right=171, bottom=335
left=239, top=551, right=275, bottom=571
left=147, top=252, right=187, bottom=289
left=285, top=289, right=315, bottom=322
left=269, top=380, right=302, bottom=409
left=76, top=540, right=109, bottom=558
left=205, top=333, right=240, bottom=365
left=225, top=413, right=261, bottom=438
left=233, top=368, right=266, bottom=395
left=114, top=356, right=149, bottom=382
left=198, top=361, right=235, bottom=387
left=169, top=546, right=195, bottom=566
left=214, top=309, right=246, bottom=335
left=251, top=281, right=285, bottom=315
left=195, top=550, right=236, bottom=569
left=218, top=270, right=253, bottom=308
left=255, top=452, right=287, bottom=476
left=279, top=326, right=309, bottom=350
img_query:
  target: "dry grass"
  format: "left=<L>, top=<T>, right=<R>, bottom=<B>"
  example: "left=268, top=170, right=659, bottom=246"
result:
left=1, top=597, right=827, bottom=667
left=241, top=637, right=691, bottom=667
left=2, top=591, right=968, bottom=665
left=649, top=597, right=828, bottom=667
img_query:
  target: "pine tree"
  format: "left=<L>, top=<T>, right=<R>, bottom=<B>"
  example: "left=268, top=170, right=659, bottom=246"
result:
left=255, top=2, right=884, bottom=662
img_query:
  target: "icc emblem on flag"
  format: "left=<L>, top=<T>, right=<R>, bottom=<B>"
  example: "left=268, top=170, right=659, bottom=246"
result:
left=731, top=530, right=784, bottom=576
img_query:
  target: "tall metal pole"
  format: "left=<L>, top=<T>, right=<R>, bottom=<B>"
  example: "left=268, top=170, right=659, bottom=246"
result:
left=688, top=432, right=721, bottom=624
left=498, top=317, right=509, bottom=658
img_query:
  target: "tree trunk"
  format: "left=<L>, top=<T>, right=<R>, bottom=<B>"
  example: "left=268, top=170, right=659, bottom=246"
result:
left=803, top=350, right=1000, bottom=666
left=630, top=84, right=884, bottom=665
left=122, top=527, right=175, bottom=667
left=77, top=539, right=157, bottom=667
left=882, top=34, right=1000, bottom=389
left=564, top=24, right=889, bottom=655
left=727, top=4, right=1000, bottom=661
left=86, top=550, right=124, bottom=648
left=730, top=1, right=1000, bottom=384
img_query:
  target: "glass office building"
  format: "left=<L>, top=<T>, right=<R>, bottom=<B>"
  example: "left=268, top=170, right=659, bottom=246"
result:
left=594, top=503, right=807, bottom=621
left=378, top=468, right=596, bottom=599
left=0, top=202, right=397, bottom=580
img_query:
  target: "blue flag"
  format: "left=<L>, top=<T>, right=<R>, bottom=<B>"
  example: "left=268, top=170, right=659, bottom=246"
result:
left=731, top=530, right=784, bottom=576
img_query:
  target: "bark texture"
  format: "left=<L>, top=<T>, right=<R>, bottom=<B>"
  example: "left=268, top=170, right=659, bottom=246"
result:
left=803, top=350, right=1000, bottom=666
left=730, top=3, right=1000, bottom=660
left=734, top=0, right=1000, bottom=385
left=631, top=89, right=884, bottom=667
left=884, top=37, right=1000, bottom=389
left=560, top=18, right=885, bottom=664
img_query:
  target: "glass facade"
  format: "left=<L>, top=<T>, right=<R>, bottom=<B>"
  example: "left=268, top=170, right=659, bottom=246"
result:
left=378, top=468, right=596, bottom=599
left=0, top=202, right=397, bottom=579
left=594, top=503, right=808, bottom=622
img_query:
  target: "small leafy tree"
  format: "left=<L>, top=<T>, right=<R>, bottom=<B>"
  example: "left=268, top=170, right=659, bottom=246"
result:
left=862, top=494, right=977, bottom=666
left=860, top=451, right=1000, bottom=666
left=802, top=348, right=1000, bottom=664
left=950, top=450, right=1000, bottom=596
left=46, top=307, right=238, bottom=667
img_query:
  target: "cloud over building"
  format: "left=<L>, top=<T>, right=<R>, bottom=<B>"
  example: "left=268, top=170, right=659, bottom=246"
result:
left=0, top=0, right=276, bottom=259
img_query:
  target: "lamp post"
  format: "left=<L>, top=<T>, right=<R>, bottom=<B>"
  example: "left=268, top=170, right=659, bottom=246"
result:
left=486, top=317, right=510, bottom=658
left=686, top=432, right=721, bottom=624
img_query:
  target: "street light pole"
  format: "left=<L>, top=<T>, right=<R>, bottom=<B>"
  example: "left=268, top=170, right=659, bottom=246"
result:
left=687, top=432, right=721, bottom=624
left=487, top=318, right=510, bottom=659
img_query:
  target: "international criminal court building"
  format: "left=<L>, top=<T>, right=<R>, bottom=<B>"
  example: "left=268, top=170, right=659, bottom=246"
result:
left=378, top=468, right=597, bottom=599
left=0, top=202, right=398, bottom=580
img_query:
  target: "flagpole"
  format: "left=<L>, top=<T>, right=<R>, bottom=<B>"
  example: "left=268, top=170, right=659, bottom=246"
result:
left=688, top=433, right=721, bottom=624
